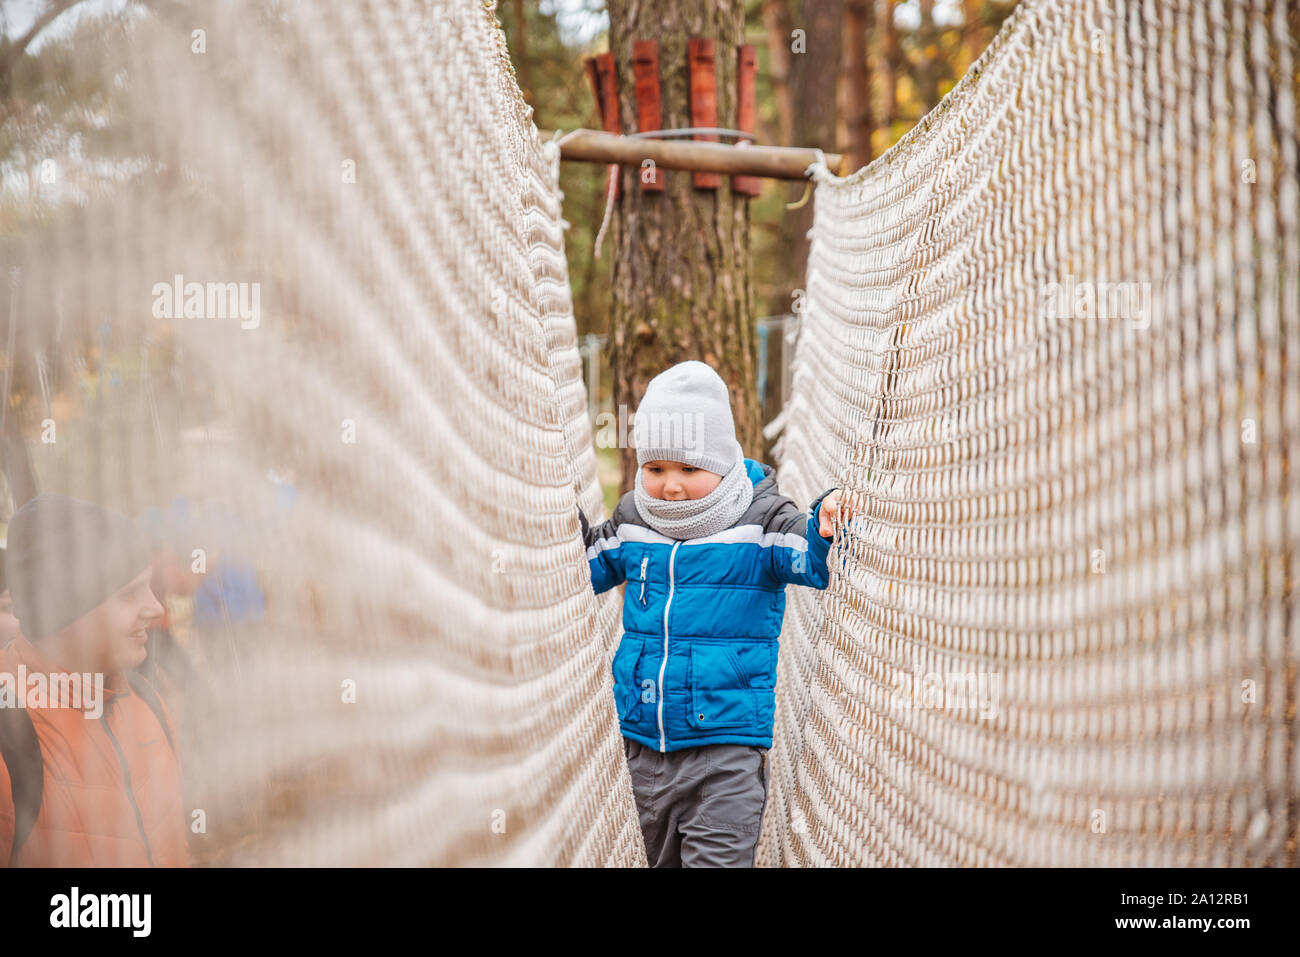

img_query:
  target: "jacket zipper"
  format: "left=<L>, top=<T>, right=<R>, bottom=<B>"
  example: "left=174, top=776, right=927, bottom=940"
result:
left=101, top=698, right=157, bottom=866
left=638, top=557, right=648, bottom=605
left=658, top=541, right=681, bottom=752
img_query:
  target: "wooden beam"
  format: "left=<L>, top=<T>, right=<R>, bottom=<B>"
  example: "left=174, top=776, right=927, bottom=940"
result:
left=541, top=129, right=841, bottom=181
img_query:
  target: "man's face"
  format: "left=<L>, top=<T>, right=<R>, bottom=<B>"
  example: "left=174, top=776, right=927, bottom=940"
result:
left=0, top=589, right=18, bottom=646
left=641, top=461, right=723, bottom=501
left=59, top=565, right=165, bottom=673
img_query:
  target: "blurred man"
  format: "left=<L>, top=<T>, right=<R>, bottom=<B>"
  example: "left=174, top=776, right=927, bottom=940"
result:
left=0, top=547, right=18, bottom=648
left=0, top=494, right=189, bottom=866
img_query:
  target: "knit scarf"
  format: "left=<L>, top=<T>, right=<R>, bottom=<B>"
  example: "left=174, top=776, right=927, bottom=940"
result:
left=633, top=455, right=755, bottom=541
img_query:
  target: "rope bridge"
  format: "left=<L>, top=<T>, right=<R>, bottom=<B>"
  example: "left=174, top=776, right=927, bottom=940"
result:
left=1, top=0, right=1295, bottom=865
left=758, top=0, right=1299, bottom=865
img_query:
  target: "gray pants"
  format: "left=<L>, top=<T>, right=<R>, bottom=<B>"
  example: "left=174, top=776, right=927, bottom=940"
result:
left=622, top=737, right=771, bottom=868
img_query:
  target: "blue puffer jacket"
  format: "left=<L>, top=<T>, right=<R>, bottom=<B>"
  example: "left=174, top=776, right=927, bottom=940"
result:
left=578, top=458, right=838, bottom=753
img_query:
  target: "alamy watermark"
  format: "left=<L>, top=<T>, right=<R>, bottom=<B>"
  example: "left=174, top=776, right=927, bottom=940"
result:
left=1039, top=275, right=1151, bottom=329
left=890, top=665, right=1002, bottom=720
left=593, top=407, right=707, bottom=454
left=151, top=274, right=260, bottom=329
left=50, top=887, right=150, bottom=937
left=0, top=667, right=105, bottom=719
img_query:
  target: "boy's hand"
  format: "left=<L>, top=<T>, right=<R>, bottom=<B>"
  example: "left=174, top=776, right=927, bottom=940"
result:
left=818, top=488, right=844, bottom=539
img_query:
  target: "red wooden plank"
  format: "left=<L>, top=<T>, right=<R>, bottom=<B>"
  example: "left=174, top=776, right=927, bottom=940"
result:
left=593, top=52, right=620, bottom=134
left=687, top=37, right=720, bottom=189
left=589, top=52, right=621, bottom=199
left=733, top=44, right=761, bottom=196
left=632, top=39, right=664, bottom=191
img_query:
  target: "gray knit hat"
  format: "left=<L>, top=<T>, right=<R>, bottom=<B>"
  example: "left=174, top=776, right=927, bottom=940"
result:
left=633, top=360, right=741, bottom=475
left=5, top=493, right=153, bottom=640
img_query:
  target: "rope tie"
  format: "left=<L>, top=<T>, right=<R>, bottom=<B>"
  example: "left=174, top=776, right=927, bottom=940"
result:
left=592, top=163, right=618, bottom=260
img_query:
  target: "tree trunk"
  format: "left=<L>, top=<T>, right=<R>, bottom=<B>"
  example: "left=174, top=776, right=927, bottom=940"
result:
left=842, top=0, right=872, bottom=174
left=878, top=0, right=899, bottom=128
left=772, top=0, right=843, bottom=317
left=762, top=0, right=795, bottom=146
left=916, top=0, right=942, bottom=112
left=511, top=0, right=533, bottom=110
left=606, top=0, right=759, bottom=492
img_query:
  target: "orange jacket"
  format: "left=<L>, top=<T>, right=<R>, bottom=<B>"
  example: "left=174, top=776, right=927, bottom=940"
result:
left=0, top=635, right=189, bottom=867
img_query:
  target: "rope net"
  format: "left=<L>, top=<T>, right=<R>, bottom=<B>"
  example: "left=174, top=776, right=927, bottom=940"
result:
left=757, top=0, right=1299, bottom=866
left=3, top=1, right=640, bottom=865
left=4, top=0, right=1297, bottom=868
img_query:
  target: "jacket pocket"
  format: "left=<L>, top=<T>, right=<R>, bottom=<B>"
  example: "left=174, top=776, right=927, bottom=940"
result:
left=611, top=636, right=645, bottom=720
left=687, top=643, right=755, bottom=730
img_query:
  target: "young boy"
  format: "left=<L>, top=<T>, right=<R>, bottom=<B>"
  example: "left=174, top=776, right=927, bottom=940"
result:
left=577, top=360, right=843, bottom=867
